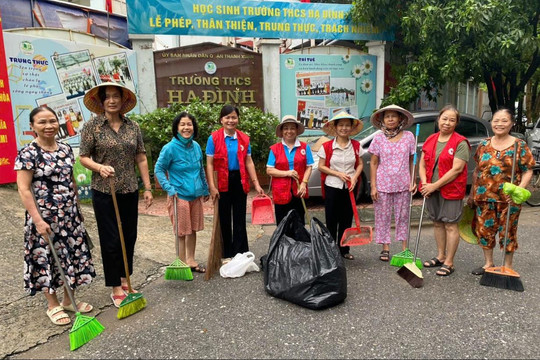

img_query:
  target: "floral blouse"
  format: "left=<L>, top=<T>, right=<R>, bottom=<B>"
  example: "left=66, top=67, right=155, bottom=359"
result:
left=79, top=114, right=146, bottom=194
left=472, top=138, right=535, bottom=203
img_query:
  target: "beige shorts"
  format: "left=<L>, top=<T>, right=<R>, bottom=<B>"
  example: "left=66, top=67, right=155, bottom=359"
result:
left=167, top=196, right=204, bottom=236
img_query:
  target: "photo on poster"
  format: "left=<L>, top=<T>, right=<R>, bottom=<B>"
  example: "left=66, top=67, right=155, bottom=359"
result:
left=297, top=99, right=329, bottom=130
left=93, top=52, right=135, bottom=92
left=36, top=94, right=85, bottom=141
left=51, top=49, right=98, bottom=100
left=295, top=71, right=331, bottom=97
left=326, top=78, right=356, bottom=107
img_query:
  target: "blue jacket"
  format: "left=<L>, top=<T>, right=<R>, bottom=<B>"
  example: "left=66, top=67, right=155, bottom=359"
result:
left=154, top=137, right=209, bottom=201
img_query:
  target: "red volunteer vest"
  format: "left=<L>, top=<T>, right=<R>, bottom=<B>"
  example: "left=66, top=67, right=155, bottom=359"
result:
left=423, top=132, right=470, bottom=200
left=320, top=139, right=361, bottom=199
left=270, top=142, right=309, bottom=205
left=212, top=129, right=250, bottom=194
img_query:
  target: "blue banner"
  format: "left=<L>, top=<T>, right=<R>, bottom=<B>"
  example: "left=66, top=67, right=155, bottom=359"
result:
left=126, top=0, right=394, bottom=41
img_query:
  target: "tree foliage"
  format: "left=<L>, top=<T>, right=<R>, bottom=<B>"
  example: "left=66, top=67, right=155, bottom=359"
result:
left=351, top=0, right=540, bottom=122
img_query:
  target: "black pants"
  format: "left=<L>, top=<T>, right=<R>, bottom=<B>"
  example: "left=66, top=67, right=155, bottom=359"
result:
left=324, top=184, right=352, bottom=255
left=275, top=196, right=305, bottom=226
left=219, top=171, right=249, bottom=258
left=92, top=189, right=139, bottom=287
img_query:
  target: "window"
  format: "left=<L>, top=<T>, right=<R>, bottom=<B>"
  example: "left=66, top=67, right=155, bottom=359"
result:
left=457, top=118, right=488, bottom=138
left=417, top=120, right=436, bottom=142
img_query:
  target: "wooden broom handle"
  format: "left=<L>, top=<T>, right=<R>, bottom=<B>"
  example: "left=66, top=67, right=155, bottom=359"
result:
left=109, top=177, right=133, bottom=294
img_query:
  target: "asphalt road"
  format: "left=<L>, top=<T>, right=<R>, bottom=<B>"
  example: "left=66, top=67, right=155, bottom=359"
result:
left=2, top=187, right=540, bottom=359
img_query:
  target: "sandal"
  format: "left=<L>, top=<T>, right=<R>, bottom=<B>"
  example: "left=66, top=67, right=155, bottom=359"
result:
left=471, top=264, right=494, bottom=275
left=424, top=257, right=444, bottom=268
left=111, top=293, right=127, bottom=308
left=121, top=285, right=138, bottom=294
left=379, top=250, right=390, bottom=262
left=46, top=306, right=71, bottom=326
left=436, top=264, right=455, bottom=276
left=190, top=264, right=206, bottom=273
left=343, top=253, right=354, bottom=260
left=62, top=300, right=93, bottom=313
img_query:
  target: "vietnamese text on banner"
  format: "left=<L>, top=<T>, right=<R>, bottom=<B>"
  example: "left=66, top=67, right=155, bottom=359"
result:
left=126, top=0, right=394, bottom=41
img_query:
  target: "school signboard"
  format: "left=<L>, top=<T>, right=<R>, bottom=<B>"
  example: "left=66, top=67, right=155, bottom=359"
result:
left=154, top=43, right=263, bottom=108
left=126, top=0, right=394, bottom=41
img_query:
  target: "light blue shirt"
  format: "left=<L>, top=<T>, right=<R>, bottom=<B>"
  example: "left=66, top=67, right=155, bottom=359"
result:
left=206, top=131, right=252, bottom=171
left=154, top=137, right=209, bottom=200
left=267, top=139, right=314, bottom=170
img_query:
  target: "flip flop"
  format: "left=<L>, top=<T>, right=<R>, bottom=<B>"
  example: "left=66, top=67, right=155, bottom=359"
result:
left=46, top=306, right=71, bottom=326
left=379, top=250, right=390, bottom=262
left=190, top=264, right=206, bottom=273
left=62, top=300, right=93, bottom=313
left=121, top=285, right=138, bottom=294
left=111, top=293, right=127, bottom=308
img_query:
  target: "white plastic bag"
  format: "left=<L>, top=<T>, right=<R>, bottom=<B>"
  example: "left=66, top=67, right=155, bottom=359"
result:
left=220, top=252, right=260, bottom=278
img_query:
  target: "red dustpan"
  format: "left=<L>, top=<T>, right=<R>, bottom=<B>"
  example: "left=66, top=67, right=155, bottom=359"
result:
left=251, top=194, right=275, bottom=225
left=340, top=187, right=373, bottom=246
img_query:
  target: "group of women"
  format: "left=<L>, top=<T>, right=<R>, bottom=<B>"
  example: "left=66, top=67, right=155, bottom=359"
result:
left=15, top=80, right=535, bottom=326
left=369, top=104, right=534, bottom=277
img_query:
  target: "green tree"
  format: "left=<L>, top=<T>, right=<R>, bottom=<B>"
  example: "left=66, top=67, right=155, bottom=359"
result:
left=351, top=0, right=540, bottom=124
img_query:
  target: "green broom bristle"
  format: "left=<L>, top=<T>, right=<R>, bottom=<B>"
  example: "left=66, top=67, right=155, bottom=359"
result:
left=69, top=313, right=105, bottom=351
left=117, top=293, right=147, bottom=319
left=390, top=249, right=423, bottom=269
left=165, top=258, right=193, bottom=281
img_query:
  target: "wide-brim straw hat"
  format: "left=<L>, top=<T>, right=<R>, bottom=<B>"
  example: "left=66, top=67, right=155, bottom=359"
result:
left=370, top=104, right=414, bottom=130
left=276, top=115, right=305, bottom=138
left=322, top=111, right=363, bottom=137
left=458, top=204, right=478, bottom=245
left=83, top=82, right=137, bottom=115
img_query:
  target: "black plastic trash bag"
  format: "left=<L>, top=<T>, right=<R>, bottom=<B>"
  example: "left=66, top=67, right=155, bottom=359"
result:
left=262, top=210, right=347, bottom=310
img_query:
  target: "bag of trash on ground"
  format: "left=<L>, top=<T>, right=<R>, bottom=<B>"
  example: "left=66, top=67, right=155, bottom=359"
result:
left=220, top=252, right=260, bottom=278
left=262, top=210, right=347, bottom=310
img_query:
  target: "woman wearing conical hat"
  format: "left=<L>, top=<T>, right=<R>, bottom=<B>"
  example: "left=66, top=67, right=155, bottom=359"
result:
left=79, top=82, right=153, bottom=307
left=368, top=105, right=417, bottom=262
left=317, top=111, right=364, bottom=260
left=266, top=115, right=314, bottom=225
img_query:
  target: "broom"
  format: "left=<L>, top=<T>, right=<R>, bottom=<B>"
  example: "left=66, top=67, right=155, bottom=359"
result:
left=164, top=196, right=193, bottom=280
left=205, top=172, right=223, bottom=281
left=45, top=234, right=105, bottom=350
left=296, top=178, right=311, bottom=224
left=32, top=191, right=104, bottom=350
left=391, top=124, right=423, bottom=269
left=109, top=178, right=147, bottom=319
left=480, top=142, right=524, bottom=292
left=397, top=195, right=426, bottom=288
